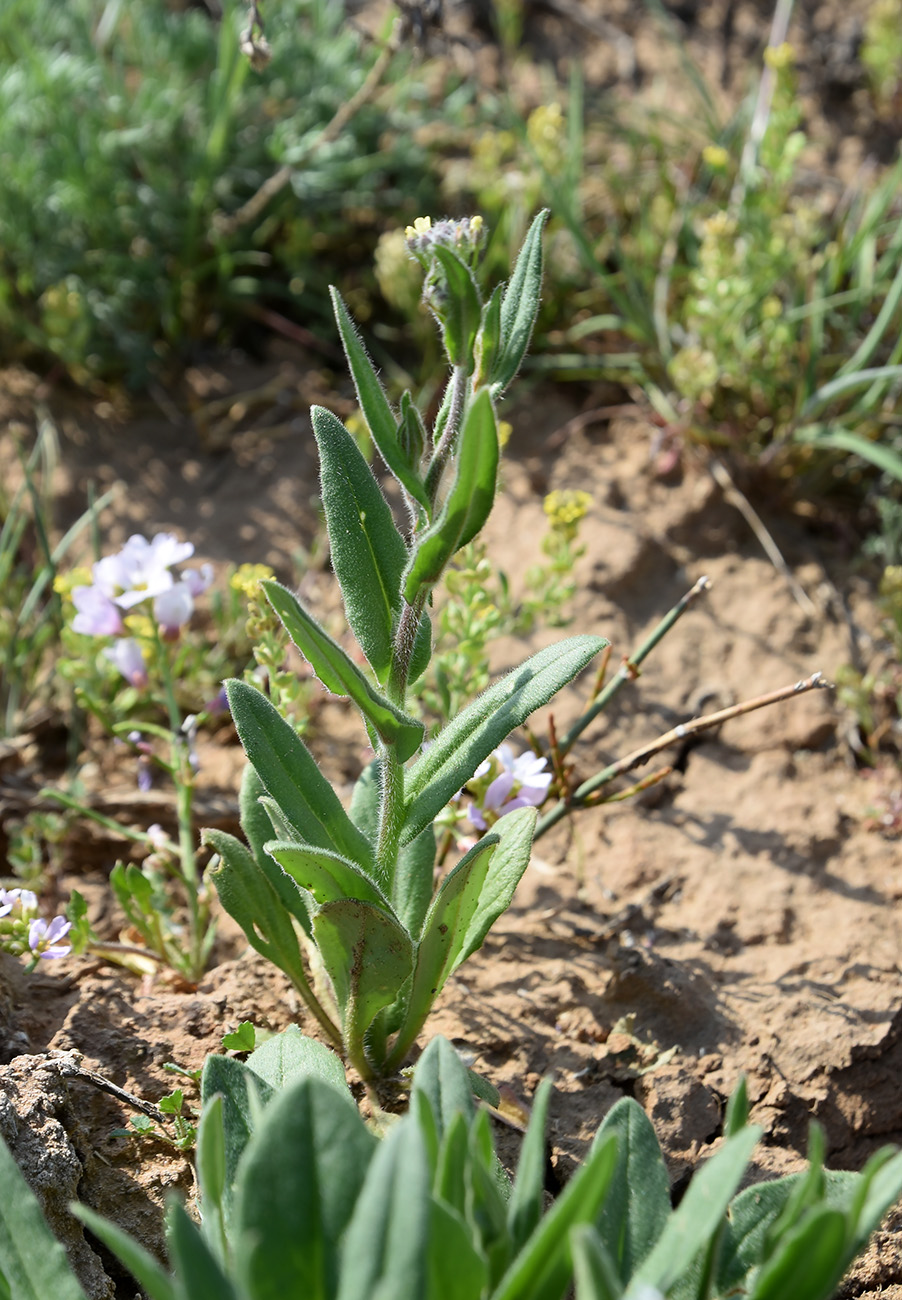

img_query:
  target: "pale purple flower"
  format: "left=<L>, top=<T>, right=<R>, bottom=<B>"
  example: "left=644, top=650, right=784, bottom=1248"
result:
left=154, top=581, right=195, bottom=637
left=103, top=638, right=149, bottom=688
left=0, top=888, right=39, bottom=920
left=467, top=743, right=552, bottom=830
left=182, top=563, right=214, bottom=597
left=95, top=533, right=195, bottom=610
left=28, top=916, right=72, bottom=960
left=71, top=585, right=125, bottom=636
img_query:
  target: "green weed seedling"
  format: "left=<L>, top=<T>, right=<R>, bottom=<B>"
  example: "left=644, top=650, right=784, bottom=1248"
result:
left=2, top=1030, right=901, bottom=1299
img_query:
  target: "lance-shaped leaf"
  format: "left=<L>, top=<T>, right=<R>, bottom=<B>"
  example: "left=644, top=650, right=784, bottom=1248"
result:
left=263, top=580, right=424, bottom=763
left=226, top=679, right=375, bottom=869
left=491, top=209, right=549, bottom=396
left=0, top=1134, right=89, bottom=1300
left=404, top=835, right=499, bottom=1017
left=205, top=827, right=313, bottom=968
left=402, top=635, right=606, bottom=843
left=337, top=1115, right=432, bottom=1300
left=233, top=1075, right=377, bottom=1300
left=313, top=899, right=414, bottom=1051
left=593, top=1098, right=671, bottom=1284
left=267, top=841, right=394, bottom=911
left=403, top=388, right=499, bottom=603
left=313, top=405, right=410, bottom=683
left=431, top=244, right=482, bottom=369
left=330, top=287, right=430, bottom=509
left=390, top=810, right=535, bottom=1070
left=474, top=283, right=503, bottom=387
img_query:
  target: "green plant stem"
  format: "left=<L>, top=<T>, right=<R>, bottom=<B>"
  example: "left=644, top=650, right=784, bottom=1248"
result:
left=424, top=364, right=468, bottom=504
left=152, top=623, right=205, bottom=980
left=558, top=575, right=711, bottom=754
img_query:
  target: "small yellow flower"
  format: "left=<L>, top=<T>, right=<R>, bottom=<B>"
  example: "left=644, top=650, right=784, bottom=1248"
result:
left=497, top=420, right=513, bottom=448
left=54, top=566, right=93, bottom=599
left=230, top=563, right=275, bottom=600
left=404, top=215, right=433, bottom=240
left=702, top=144, right=730, bottom=170
left=543, top=490, right=593, bottom=529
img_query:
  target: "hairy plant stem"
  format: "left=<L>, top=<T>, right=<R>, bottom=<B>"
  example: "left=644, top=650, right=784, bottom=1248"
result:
left=424, top=364, right=468, bottom=505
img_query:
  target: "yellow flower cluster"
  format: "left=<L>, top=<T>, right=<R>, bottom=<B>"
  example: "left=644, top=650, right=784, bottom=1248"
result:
left=53, top=567, right=93, bottom=600
left=543, top=490, right=592, bottom=529
left=230, top=563, right=275, bottom=600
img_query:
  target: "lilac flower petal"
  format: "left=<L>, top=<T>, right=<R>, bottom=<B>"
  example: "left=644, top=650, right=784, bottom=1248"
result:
left=484, top=770, right=515, bottom=812
left=182, top=563, right=214, bottom=597
left=28, top=916, right=72, bottom=959
left=103, top=638, right=149, bottom=688
left=154, top=582, right=194, bottom=634
left=72, top=586, right=125, bottom=637
left=467, top=803, right=488, bottom=831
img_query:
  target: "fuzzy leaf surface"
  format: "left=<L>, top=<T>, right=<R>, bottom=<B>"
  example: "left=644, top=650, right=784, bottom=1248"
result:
left=233, top=1076, right=376, bottom=1300
left=330, top=288, right=429, bottom=507
left=205, top=828, right=313, bottom=972
left=312, top=899, right=414, bottom=1047
left=403, top=636, right=605, bottom=843
left=593, top=1098, right=671, bottom=1284
left=263, top=580, right=424, bottom=761
left=246, top=1025, right=351, bottom=1102
left=225, top=679, right=375, bottom=866
left=492, top=210, right=548, bottom=394
left=313, top=404, right=410, bottom=682
left=336, top=1115, right=431, bottom=1300
left=267, top=841, right=393, bottom=910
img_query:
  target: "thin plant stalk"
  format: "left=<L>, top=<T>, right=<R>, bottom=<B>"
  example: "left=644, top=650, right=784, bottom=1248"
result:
left=536, top=670, right=829, bottom=837
left=558, top=575, right=711, bottom=754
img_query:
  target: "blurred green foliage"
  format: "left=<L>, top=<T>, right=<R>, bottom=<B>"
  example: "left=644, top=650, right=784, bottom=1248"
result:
left=0, top=0, right=437, bottom=386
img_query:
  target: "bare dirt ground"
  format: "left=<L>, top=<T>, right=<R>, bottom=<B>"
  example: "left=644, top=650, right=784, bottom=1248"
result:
left=1, top=357, right=900, bottom=1298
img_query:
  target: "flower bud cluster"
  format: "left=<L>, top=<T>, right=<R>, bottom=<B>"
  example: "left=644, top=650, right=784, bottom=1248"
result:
left=404, top=215, right=485, bottom=267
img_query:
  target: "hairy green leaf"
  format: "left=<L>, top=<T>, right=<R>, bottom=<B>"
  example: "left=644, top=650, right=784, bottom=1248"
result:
left=225, top=680, right=375, bottom=867
left=246, top=1025, right=351, bottom=1102
left=0, top=1135, right=88, bottom=1300
left=312, top=899, right=414, bottom=1050
left=508, top=1078, right=553, bottom=1252
left=262, top=581, right=424, bottom=762
left=267, top=841, right=393, bottom=910
left=431, top=244, right=482, bottom=369
left=492, top=210, right=549, bottom=395
left=166, top=1201, right=243, bottom=1300
left=200, top=1055, right=273, bottom=1221
left=635, top=1125, right=761, bottom=1293
left=337, top=1117, right=431, bottom=1300
left=313, top=404, right=410, bottom=682
left=492, top=1131, right=619, bottom=1300
left=403, top=636, right=605, bottom=843
left=233, top=1076, right=376, bottom=1300
left=593, top=1098, right=671, bottom=1284
left=204, top=828, right=313, bottom=975
left=330, top=288, right=430, bottom=508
